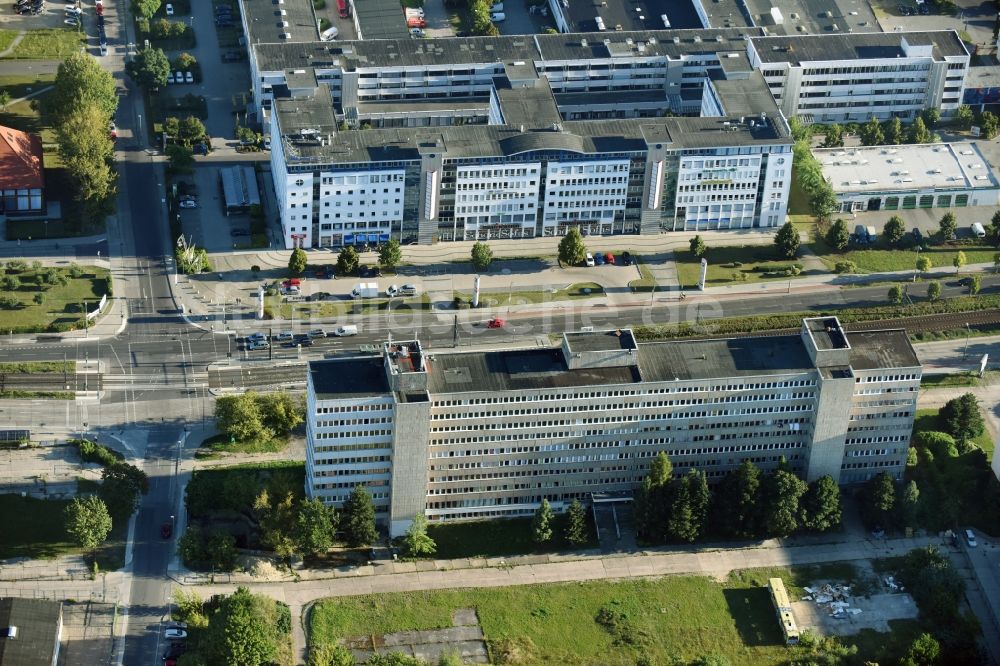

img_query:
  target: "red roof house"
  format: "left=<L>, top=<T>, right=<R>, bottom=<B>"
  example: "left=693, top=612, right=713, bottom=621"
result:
left=0, top=124, right=45, bottom=214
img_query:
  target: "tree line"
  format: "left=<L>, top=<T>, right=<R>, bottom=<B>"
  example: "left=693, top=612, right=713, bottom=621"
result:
left=633, top=453, right=841, bottom=544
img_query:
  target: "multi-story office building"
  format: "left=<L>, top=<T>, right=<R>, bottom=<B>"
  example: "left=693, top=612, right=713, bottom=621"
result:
left=305, top=318, right=921, bottom=535
left=747, top=31, right=969, bottom=124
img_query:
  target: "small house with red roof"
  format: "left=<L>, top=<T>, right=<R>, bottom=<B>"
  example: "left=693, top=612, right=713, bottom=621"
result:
left=0, top=124, right=45, bottom=215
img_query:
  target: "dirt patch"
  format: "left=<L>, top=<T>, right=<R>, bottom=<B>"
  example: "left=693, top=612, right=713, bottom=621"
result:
left=343, top=608, right=488, bottom=664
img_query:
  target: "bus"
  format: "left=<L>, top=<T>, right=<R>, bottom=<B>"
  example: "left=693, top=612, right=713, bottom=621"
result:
left=337, top=0, right=349, bottom=18
left=768, top=578, right=800, bottom=645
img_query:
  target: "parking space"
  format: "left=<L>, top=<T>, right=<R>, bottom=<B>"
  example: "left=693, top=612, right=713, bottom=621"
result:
left=421, top=0, right=455, bottom=38
left=313, top=0, right=359, bottom=40
left=873, top=0, right=992, bottom=46
left=498, top=0, right=556, bottom=35
left=177, top=164, right=255, bottom=252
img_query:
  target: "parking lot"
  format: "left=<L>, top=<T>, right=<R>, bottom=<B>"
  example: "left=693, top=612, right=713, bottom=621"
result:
left=497, top=0, right=558, bottom=35
left=873, top=0, right=996, bottom=47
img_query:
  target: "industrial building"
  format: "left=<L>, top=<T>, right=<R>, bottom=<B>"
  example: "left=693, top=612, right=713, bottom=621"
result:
left=304, top=318, right=921, bottom=536
left=815, top=143, right=1000, bottom=214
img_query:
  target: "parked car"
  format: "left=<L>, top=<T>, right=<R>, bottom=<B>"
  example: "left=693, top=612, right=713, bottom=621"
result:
left=386, top=284, right=400, bottom=297
left=275, top=331, right=294, bottom=342
left=399, top=284, right=418, bottom=296
left=174, top=70, right=185, bottom=83
left=308, top=329, right=326, bottom=338
left=160, top=522, right=172, bottom=539
left=621, top=251, right=633, bottom=266
left=247, top=340, right=270, bottom=351
left=594, top=252, right=605, bottom=266
left=247, top=332, right=266, bottom=342
left=178, top=199, right=197, bottom=209
left=604, top=252, right=615, bottom=265
left=487, top=317, right=505, bottom=329
left=965, top=529, right=977, bottom=547
left=585, top=252, right=595, bottom=267
left=222, top=51, right=243, bottom=62
left=164, top=629, right=186, bottom=640
left=184, top=71, right=193, bottom=83
left=108, top=121, right=117, bottom=139
left=409, top=27, right=425, bottom=37
left=490, top=11, right=505, bottom=21
left=165, top=3, right=173, bottom=14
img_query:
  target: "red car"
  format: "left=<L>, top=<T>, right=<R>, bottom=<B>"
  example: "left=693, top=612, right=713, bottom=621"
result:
left=487, top=318, right=505, bottom=329
left=604, top=252, right=615, bottom=265
left=160, top=522, right=172, bottom=539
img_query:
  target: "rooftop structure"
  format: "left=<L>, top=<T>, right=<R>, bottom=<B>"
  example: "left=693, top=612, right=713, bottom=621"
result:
left=748, top=31, right=968, bottom=66
left=0, top=598, right=62, bottom=666
left=240, top=0, right=319, bottom=44
left=0, top=125, right=45, bottom=216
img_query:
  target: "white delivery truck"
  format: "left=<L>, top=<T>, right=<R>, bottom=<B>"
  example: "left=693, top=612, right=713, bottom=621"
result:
left=351, top=282, right=379, bottom=298
left=972, top=222, right=986, bottom=238
left=334, top=325, right=359, bottom=337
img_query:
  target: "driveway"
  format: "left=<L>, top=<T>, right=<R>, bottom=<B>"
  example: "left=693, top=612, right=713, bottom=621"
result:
left=498, top=0, right=555, bottom=34
left=421, top=0, right=454, bottom=37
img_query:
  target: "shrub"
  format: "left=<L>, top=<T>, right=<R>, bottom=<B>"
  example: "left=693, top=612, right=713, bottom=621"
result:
left=834, top=261, right=857, bottom=274
left=75, top=439, right=123, bottom=467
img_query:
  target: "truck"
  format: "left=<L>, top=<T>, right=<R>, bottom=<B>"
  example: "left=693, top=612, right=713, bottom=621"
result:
left=334, top=325, right=358, bottom=337
left=351, top=282, right=379, bottom=298
left=337, top=0, right=349, bottom=18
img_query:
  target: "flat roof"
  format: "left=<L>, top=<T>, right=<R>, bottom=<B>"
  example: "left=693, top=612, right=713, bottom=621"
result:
left=565, top=329, right=637, bottom=353
left=749, top=31, right=967, bottom=65
left=495, top=78, right=562, bottom=128
left=309, top=357, right=390, bottom=399
left=815, top=143, right=999, bottom=195
left=744, top=0, right=880, bottom=36
left=637, top=335, right=816, bottom=381
left=252, top=28, right=767, bottom=73
left=220, top=166, right=261, bottom=208
left=846, top=330, right=920, bottom=370
left=242, top=0, right=319, bottom=44
left=562, top=0, right=706, bottom=34
left=0, top=598, right=60, bottom=666
left=354, top=0, right=410, bottom=40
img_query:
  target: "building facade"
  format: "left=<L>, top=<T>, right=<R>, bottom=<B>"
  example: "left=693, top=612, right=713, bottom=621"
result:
left=747, top=32, right=969, bottom=124
left=0, top=124, right=45, bottom=216
left=305, top=318, right=921, bottom=536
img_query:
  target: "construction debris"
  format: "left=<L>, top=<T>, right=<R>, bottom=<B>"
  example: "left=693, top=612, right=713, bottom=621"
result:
left=802, top=584, right=862, bottom=618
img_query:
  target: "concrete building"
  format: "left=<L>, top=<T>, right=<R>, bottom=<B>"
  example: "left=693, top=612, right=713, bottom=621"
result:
left=815, top=142, right=1000, bottom=214
left=747, top=31, right=969, bottom=124
left=0, top=125, right=45, bottom=216
left=0, top=598, right=62, bottom=666
left=305, top=318, right=921, bottom=536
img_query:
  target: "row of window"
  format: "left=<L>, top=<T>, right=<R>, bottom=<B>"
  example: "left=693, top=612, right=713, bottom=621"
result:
left=313, top=429, right=392, bottom=439
left=315, top=417, right=393, bottom=427
left=314, top=467, right=391, bottom=477
left=315, top=403, right=391, bottom=414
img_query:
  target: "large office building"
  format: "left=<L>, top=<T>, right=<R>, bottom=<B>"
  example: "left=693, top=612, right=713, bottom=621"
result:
left=747, top=31, right=969, bottom=124
left=305, top=318, right=921, bottom=535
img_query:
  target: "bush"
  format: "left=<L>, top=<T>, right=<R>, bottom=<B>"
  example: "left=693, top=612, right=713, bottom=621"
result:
left=834, top=261, right=857, bottom=274
left=75, top=439, right=124, bottom=467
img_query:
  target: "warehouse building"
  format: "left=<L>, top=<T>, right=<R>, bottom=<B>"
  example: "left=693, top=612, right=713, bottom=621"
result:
left=815, top=142, right=1000, bottom=214
left=305, top=318, right=921, bottom=536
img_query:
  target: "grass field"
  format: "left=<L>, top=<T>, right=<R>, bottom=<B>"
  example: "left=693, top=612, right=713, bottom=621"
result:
left=427, top=514, right=597, bottom=559
left=309, top=564, right=913, bottom=666
left=0, top=29, right=17, bottom=53
left=919, top=372, right=979, bottom=389
left=7, top=29, right=86, bottom=59
left=674, top=247, right=816, bottom=287
left=913, top=407, right=993, bottom=460
left=0, top=361, right=74, bottom=373
left=0, top=73, right=59, bottom=165
left=811, top=240, right=999, bottom=274
left=465, top=282, right=605, bottom=307
left=0, top=494, right=127, bottom=570
left=0, top=266, right=110, bottom=333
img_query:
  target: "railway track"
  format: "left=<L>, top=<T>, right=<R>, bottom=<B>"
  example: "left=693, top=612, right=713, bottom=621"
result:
left=0, top=372, right=101, bottom=393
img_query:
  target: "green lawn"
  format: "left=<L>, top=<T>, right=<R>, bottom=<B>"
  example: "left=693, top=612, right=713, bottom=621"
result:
left=7, top=29, right=87, bottom=59
left=426, top=514, right=597, bottom=559
left=0, top=361, right=74, bottom=373
left=0, top=29, right=17, bottom=53
left=466, top=282, right=605, bottom=307
left=0, top=74, right=58, bottom=165
left=0, top=494, right=127, bottom=570
left=200, top=432, right=289, bottom=455
left=919, top=372, right=979, bottom=389
left=812, top=240, right=999, bottom=274
left=0, top=266, right=110, bottom=333
left=675, top=247, right=817, bottom=288
left=309, top=565, right=912, bottom=666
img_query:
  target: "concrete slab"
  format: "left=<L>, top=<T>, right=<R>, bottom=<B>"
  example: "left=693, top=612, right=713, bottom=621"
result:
left=792, top=592, right=918, bottom=636
left=57, top=601, right=115, bottom=666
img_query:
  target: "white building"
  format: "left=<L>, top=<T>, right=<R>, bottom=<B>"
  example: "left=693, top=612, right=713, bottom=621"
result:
left=815, top=142, right=1000, bottom=214
left=747, top=32, right=969, bottom=124
left=305, top=319, right=921, bottom=536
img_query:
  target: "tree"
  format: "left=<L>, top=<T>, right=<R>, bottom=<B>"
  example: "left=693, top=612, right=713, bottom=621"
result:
left=126, top=47, right=170, bottom=89
left=808, top=186, right=839, bottom=221
left=132, top=0, right=161, bottom=20
left=788, top=116, right=811, bottom=142
left=178, top=115, right=206, bottom=145
left=859, top=117, right=884, bottom=146
left=49, top=52, right=118, bottom=123
left=295, top=498, right=337, bottom=556
left=884, top=117, right=903, bottom=145
left=0, top=90, right=10, bottom=110
left=980, top=111, right=999, bottom=140
left=532, top=499, right=554, bottom=544
left=176, top=52, right=197, bottom=69
left=336, top=246, right=359, bottom=276
left=888, top=284, right=904, bottom=304
left=288, top=247, right=308, bottom=276
left=64, top=495, right=112, bottom=554
left=58, top=103, right=116, bottom=205
left=206, top=531, right=237, bottom=570
left=32, top=292, right=45, bottom=305
left=883, top=215, right=905, bottom=246
left=1, top=275, right=21, bottom=291
left=665, top=469, right=709, bottom=543
left=900, top=480, right=920, bottom=530
left=689, top=234, right=707, bottom=258
left=953, top=250, right=966, bottom=273
left=908, top=117, right=932, bottom=144
left=822, top=124, right=844, bottom=148
left=98, top=463, right=149, bottom=518
left=939, top=212, right=957, bottom=240
left=916, top=255, right=931, bottom=277
left=988, top=210, right=1000, bottom=247
left=378, top=239, right=402, bottom=270
left=800, top=475, right=841, bottom=532
left=259, top=391, right=304, bottom=435
left=205, top=587, right=279, bottom=666
left=649, top=451, right=673, bottom=486
left=862, top=472, right=896, bottom=528
left=564, top=499, right=588, bottom=546
left=926, top=280, right=941, bottom=301
left=401, top=514, right=436, bottom=557
left=166, top=144, right=194, bottom=172
left=774, top=221, right=800, bottom=258
left=341, top=485, right=377, bottom=547
left=955, top=104, right=974, bottom=130
left=634, top=452, right=673, bottom=541
left=826, top=219, right=850, bottom=251
left=921, top=108, right=941, bottom=129
left=471, top=242, right=493, bottom=272
left=914, top=431, right=959, bottom=459
left=254, top=487, right=297, bottom=559
left=900, top=633, right=940, bottom=666
left=760, top=469, right=807, bottom=537
left=557, top=227, right=587, bottom=267
left=711, top=460, right=762, bottom=539
left=969, top=274, right=982, bottom=295
left=940, top=393, right=985, bottom=446
left=215, top=392, right=270, bottom=443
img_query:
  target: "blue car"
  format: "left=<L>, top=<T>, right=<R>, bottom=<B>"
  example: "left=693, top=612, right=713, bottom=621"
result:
left=594, top=252, right=605, bottom=265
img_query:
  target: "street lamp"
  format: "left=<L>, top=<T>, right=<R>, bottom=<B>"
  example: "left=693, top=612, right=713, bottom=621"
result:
left=962, top=323, right=972, bottom=360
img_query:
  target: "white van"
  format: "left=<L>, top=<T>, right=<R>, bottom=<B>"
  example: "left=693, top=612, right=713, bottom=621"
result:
left=490, top=3, right=503, bottom=11
left=248, top=340, right=270, bottom=350
left=321, top=26, right=339, bottom=41
left=971, top=222, right=986, bottom=239
left=965, top=529, right=977, bottom=547
left=491, top=11, right=505, bottom=21
left=334, top=325, right=358, bottom=337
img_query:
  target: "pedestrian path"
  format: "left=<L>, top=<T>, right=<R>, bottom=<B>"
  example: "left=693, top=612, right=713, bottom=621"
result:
left=0, top=31, right=25, bottom=58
